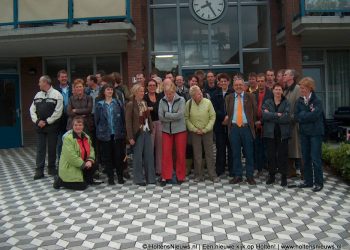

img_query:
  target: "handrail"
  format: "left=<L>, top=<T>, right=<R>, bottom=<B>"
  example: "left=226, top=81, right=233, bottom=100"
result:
left=300, top=0, right=350, bottom=17
left=0, top=0, right=132, bottom=28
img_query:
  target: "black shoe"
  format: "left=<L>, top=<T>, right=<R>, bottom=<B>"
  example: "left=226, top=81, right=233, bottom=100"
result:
left=123, top=171, right=131, bottom=179
left=136, top=182, right=146, bottom=186
left=297, top=183, right=313, bottom=188
left=312, top=185, right=323, bottom=192
left=159, top=180, right=166, bottom=187
left=266, top=175, right=275, bottom=185
left=176, top=179, right=184, bottom=185
left=229, top=177, right=243, bottom=184
left=48, top=168, right=56, bottom=176
left=246, top=177, right=256, bottom=185
left=53, top=176, right=61, bottom=189
left=108, top=178, right=115, bottom=185
left=280, top=176, right=287, bottom=187
left=34, top=170, right=44, bottom=180
left=118, top=177, right=125, bottom=184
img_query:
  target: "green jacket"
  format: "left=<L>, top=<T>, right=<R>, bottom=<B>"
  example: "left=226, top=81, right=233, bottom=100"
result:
left=185, top=98, right=216, bottom=133
left=58, top=130, right=95, bottom=182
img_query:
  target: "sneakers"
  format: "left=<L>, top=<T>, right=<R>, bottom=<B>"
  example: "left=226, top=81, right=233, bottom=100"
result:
left=211, top=177, right=220, bottom=183
left=229, top=177, right=243, bottom=184
left=34, top=170, right=44, bottom=180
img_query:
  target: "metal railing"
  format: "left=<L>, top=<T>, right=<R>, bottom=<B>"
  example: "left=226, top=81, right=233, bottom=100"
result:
left=300, top=0, right=350, bottom=17
left=0, top=0, right=131, bottom=28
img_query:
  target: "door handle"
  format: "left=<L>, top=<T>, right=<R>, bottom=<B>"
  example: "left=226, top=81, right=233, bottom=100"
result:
left=16, top=108, right=21, bottom=118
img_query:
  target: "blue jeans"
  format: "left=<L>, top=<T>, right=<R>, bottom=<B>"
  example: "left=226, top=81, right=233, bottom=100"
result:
left=229, top=126, right=254, bottom=178
left=300, top=135, right=323, bottom=187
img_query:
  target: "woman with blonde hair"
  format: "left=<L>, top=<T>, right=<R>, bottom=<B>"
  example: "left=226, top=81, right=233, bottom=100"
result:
left=158, top=83, right=187, bottom=186
left=295, top=77, right=325, bottom=192
left=126, top=84, right=156, bottom=186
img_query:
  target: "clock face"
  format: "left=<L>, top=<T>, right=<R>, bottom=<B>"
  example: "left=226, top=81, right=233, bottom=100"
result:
left=190, top=0, right=227, bottom=23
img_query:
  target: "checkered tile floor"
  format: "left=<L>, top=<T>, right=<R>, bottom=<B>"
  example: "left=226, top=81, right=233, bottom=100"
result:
left=0, top=147, right=349, bottom=249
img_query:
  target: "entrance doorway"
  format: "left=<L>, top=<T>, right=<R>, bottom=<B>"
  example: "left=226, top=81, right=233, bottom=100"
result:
left=0, top=74, right=22, bottom=148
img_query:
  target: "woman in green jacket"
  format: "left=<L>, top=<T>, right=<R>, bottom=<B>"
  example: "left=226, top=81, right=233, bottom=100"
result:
left=53, top=116, right=97, bottom=190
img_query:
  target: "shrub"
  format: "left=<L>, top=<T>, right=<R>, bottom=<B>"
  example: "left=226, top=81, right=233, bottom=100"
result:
left=322, top=142, right=350, bottom=181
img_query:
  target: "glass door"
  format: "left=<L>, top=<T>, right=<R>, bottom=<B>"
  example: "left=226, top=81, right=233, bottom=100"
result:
left=0, top=75, right=22, bottom=148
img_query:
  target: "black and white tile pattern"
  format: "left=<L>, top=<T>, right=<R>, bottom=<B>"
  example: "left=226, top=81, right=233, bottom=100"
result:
left=0, top=147, right=349, bottom=249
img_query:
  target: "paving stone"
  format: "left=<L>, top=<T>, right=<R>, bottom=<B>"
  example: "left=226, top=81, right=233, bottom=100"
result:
left=0, top=146, right=349, bottom=249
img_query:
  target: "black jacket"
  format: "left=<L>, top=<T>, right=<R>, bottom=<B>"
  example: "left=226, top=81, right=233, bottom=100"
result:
left=262, top=96, right=291, bottom=139
left=211, top=88, right=233, bottom=133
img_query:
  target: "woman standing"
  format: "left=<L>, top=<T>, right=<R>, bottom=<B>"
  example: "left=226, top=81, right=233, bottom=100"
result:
left=185, top=85, right=218, bottom=182
left=158, top=83, right=187, bottom=186
left=125, top=84, right=156, bottom=186
left=54, top=116, right=96, bottom=190
left=144, top=79, right=162, bottom=175
left=95, top=83, right=126, bottom=185
left=262, top=83, right=291, bottom=186
left=295, top=77, right=324, bottom=192
left=66, top=79, right=93, bottom=134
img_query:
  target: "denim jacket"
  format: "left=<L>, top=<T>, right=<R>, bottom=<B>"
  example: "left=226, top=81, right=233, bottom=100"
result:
left=95, top=99, right=125, bottom=141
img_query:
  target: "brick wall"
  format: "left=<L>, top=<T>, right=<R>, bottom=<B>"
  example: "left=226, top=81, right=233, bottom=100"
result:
left=284, top=0, right=302, bottom=74
left=20, top=57, right=43, bottom=134
left=125, top=0, right=149, bottom=88
left=270, top=0, right=302, bottom=74
left=270, top=0, right=286, bottom=71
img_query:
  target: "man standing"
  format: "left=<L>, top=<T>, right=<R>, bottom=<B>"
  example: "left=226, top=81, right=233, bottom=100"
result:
left=211, top=73, right=233, bottom=177
left=204, top=71, right=217, bottom=98
left=165, top=71, right=175, bottom=83
left=283, top=69, right=302, bottom=178
left=96, top=70, right=105, bottom=86
left=30, top=75, right=63, bottom=179
left=175, top=75, right=190, bottom=101
left=136, top=73, right=146, bottom=87
left=254, top=73, right=273, bottom=175
left=247, top=72, right=258, bottom=94
left=225, top=78, right=257, bottom=185
left=86, top=75, right=100, bottom=112
left=55, top=70, right=72, bottom=161
left=266, top=69, right=276, bottom=90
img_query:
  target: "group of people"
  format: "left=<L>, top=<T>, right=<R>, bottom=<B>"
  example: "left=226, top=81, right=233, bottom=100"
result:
left=29, top=68, right=325, bottom=192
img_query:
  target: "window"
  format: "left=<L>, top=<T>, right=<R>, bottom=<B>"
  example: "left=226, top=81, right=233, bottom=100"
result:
left=44, top=55, right=121, bottom=83
left=211, top=6, right=239, bottom=65
left=241, top=5, right=269, bottom=48
left=151, top=8, right=178, bottom=52
left=243, top=52, right=270, bottom=76
left=180, top=7, right=209, bottom=66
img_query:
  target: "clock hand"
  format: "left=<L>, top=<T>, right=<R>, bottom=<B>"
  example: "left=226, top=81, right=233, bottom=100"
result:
left=200, top=2, right=210, bottom=9
left=208, top=3, right=216, bottom=16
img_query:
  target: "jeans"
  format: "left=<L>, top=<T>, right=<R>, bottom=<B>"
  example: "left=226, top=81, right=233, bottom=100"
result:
left=300, top=135, right=323, bottom=187
left=229, top=126, right=254, bottom=178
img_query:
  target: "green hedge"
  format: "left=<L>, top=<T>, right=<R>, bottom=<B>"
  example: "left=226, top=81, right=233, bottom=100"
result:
left=322, top=143, right=350, bottom=181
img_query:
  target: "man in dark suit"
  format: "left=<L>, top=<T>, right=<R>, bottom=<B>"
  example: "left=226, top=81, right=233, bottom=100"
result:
left=224, top=77, right=257, bottom=185
left=254, top=73, right=273, bottom=175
